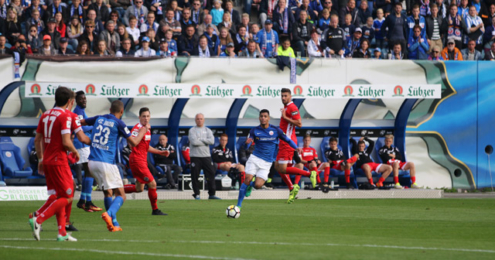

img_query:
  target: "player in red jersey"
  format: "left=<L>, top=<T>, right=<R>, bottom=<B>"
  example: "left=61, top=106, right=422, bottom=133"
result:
left=29, top=87, right=81, bottom=242
left=294, top=135, right=322, bottom=187
left=275, top=88, right=317, bottom=204
left=123, top=107, right=169, bottom=215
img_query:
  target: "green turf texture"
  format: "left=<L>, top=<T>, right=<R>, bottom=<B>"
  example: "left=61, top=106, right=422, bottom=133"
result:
left=1, top=199, right=494, bottom=260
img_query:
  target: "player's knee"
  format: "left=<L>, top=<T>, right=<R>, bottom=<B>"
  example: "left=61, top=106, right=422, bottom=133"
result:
left=238, top=165, right=245, bottom=172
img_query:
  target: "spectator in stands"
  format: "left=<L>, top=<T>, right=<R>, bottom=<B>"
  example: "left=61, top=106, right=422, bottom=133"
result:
left=27, top=25, right=42, bottom=53
left=259, top=0, right=276, bottom=29
left=197, top=14, right=219, bottom=36
left=164, top=29, right=178, bottom=54
left=240, top=39, right=263, bottom=57
left=116, top=37, right=135, bottom=56
left=361, top=17, right=374, bottom=43
left=88, top=0, right=110, bottom=25
left=256, top=19, right=279, bottom=57
left=141, top=12, right=159, bottom=35
left=358, top=0, right=370, bottom=26
left=342, top=13, right=355, bottom=42
left=124, top=0, right=148, bottom=27
left=389, top=41, right=406, bottom=59
left=296, top=0, right=318, bottom=23
left=250, top=23, right=260, bottom=41
left=408, top=24, right=429, bottom=60
left=109, top=0, right=126, bottom=22
left=135, top=36, right=156, bottom=56
left=484, top=17, right=495, bottom=53
left=10, top=0, right=23, bottom=20
left=352, top=38, right=371, bottom=58
left=373, top=47, right=382, bottom=59
left=428, top=45, right=443, bottom=60
left=126, top=16, right=141, bottom=45
left=426, top=4, right=444, bottom=53
left=210, top=0, right=224, bottom=26
left=444, top=4, right=464, bottom=50
left=179, top=8, right=195, bottom=35
left=441, top=38, right=463, bottom=60
left=188, top=113, right=219, bottom=200
left=321, top=14, right=345, bottom=58
left=44, top=0, right=68, bottom=24
left=224, top=0, right=240, bottom=27
left=79, top=20, right=97, bottom=53
left=219, top=41, right=237, bottom=56
left=234, top=25, right=248, bottom=54
left=375, top=0, right=395, bottom=14
left=0, top=35, right=10, bottom=54
left=5, top=8, right=21, bottom=44
left=191, top=0, right=205, bottom=24
left=168, top=0, right=182, bottom=21
left=57, top=37, right=74, bottom=55
left=145, top=28, right=159, bottom=50
left=485, top=41, right=495, bottom=60
left=55, top=12, right=67, bottom=38
left=339, top=0, right=359, bottom=27
left=307, top=29, right=323, bottom=57
left=157, top=38, right=174, bottom=57
left=162, top=9, right=182, bottom=39
left=42, top=18, right=61, bottom=50
left=68, top=0, right=85, bottom=25
left=272, top=0, right=294, bottom=37
left=318, top=8, right=331, bottom=33
left=217, top=11, right=236, bottom=35
left=346, top=27, right=362, bottom=57
left=436, top=0, right=447, bottom=19
left=26, top=9, right=45, bottom=35
left=458, top=0, right=469, bottom=20
left=373, top=8, right=386, bottom=50
left=483, top=4, right=495, bottom=28
left=178, top=24, right=198, bottom=56
left=418, top=0, right=430, bottom=17
left=99, top=20, right=120, bottom=55
left=239, top=13, right=251, bottom=34
left=24, top=0, right=44, bottom=21
left=277, top=37, right=295, bottom=57
left=472, top=0, right=489, bottom=19
left=154, top=134, right=182, bottom=190
left=86, top=9, right=105, bottom=34
left=381, top=2, right=408, bottom=51
left=118, top=23, right=136, bottom=50
left=76, top=40, right=91, bottom=55
left=351, top=137, right=393, bottom=189
left=217, top=26, right=232, bottom=55
left=464, top=5, right=485, bottom=51
left=94, top=39, right=111, bottom=56
left=10, top=35, right=32, bottom=62
left=212, top=133, right=246, bottom=186
left=292, top=10, right=313, bottom=57
left=461, top=39, right=483, bottom=60
left=193, top=34, right=214, bottom=56
left=407, top=5, right=426, bottom=40
left=40, top=34, right=57, bottom=55
left=204, top=24, right=219, bottom=53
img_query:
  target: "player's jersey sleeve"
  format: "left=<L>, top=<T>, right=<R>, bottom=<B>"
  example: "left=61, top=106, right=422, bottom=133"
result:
left=70, top=112, right=82, bottom=134
left=117, top=119, right=132, bottom=139
left=36, top=113, right=46, bottom=134
left=277, top=127, right=297, bottom=149
left=84, top=116, right=98, bottom=126
left=60, top=113, right=72, bottom=135
left=312, top=148, right=318, bottom=160
left=248, top=128, right=255, bottom=140
left=288, top=104, right=301, bottom=120
left=131, top=124, right=140, bottom=138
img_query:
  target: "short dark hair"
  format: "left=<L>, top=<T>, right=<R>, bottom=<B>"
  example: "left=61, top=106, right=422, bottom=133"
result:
left=329, top=137, right=338, bottom=143
left=220, top=133, right=228, bottom=138
left=281, top=88, right=291, bottom=94
left=413, top=25, right=422, bottom=31
left=139, top=107, right=150, bottom=116
left=55, top=86, right=72, bottom=106
left=358, top=140, right=366, bottom=145
left=304, top=134, right=311, bottom=139
left=110, top=100, right=124, bottom=113
left=75, top=91, right=85, bottom=100
left=259, top=109, right=270, bottom=115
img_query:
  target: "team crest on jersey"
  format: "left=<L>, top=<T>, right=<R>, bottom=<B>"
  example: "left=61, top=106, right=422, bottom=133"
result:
left=66, top=120, right=71, bottom=128
left=66, top=188, right=72, bottom=195
left=144, top=177, right=150, bottom=182
left=98, top=119, right=104, bottom=124
left=132, top=131, right=138, bottom=137
left=269, top=131, right=274, bottom=135
left=78, top=115, right=84, bottom=120
left=291, top=111, right=298, bottom=116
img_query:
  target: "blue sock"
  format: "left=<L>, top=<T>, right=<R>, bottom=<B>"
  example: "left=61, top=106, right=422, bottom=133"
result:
left=84, top=177, right=94, bottom=202
left=250, top=181, right=255, bottom=187
left=107, top=196, right=124, bottom=226
left=104, top=197, right=112, bottom=211
left=237, top=183, right=248, bottom=207
left=79, top=178, right=87, bottom=201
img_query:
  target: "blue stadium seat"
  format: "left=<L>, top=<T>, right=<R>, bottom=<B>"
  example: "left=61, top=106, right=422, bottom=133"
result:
left=0, top=141, right=33, bottom=178
left=0, top=137, right=13, bottom=143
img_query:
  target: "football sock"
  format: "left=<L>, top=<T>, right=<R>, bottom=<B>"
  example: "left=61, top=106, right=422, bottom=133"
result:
left=279, top=173, right=294, bottom=191
left=36, top=194, right=57, bottom=216
left=378, top=177, right=385, bottom=184
left=148, top=188, right=158, bottom=211
left=104, top=197, right=112, bottom=211
left=368, top=178, right=374, bottom=185
left=84, top=177, right=94, bottom=202
left=240, top=171, right=245, bottom=184
left=250, top=181, right=255, bottom=187
left=294, top=175, right=301, bottom=184
left=324, top=167, right=330, bottom=183
left=107, top=196, right=124, bottom=224
left=394, top=176, right=400, bottom=184
left=345, top=169, right=351, bottom=183
left=124, top=184, right=137, bottom=193
left=237, top=183, right=248, bottom=207
left=37, top=198, right=69, bottom=225
left=347, top=156, right=358, bottom=164
left=56, top=205, right=67, bottom=237
left=286, top=167, right=311, bottom=177
left=411, top=176, right=416, bottom=183
left=65, top=201, right=72, bottom=223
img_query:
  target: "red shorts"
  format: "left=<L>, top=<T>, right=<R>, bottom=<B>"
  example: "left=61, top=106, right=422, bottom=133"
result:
left=387, top=160, right=407, bottom=170
left=217, top=162, right=227, bottom=170
left=130, top=159, right=154, bottom=184
left=362, top=162, right=382, bottom=172
left=44, top=164, right=74, bottom=198
left=276, top=148, right=295, bottom=164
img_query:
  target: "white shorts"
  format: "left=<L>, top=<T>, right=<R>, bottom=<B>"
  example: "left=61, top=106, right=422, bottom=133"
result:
left=245, top=155, right=272, bottom=181
left=76, top=147, right=90, bottom=164
left=88, top=160, right=123, bottom=190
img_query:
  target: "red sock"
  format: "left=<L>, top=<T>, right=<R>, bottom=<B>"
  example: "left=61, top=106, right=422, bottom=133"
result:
left=324, top=167, right=330, bottom=183
left=36, top=194, right=57, bottom=216
left=56, top=206, right=67, bottom=237
left=240, top=172, right=245, bottom=184
left=294, top=175, right=301, bottom=184
left=345, top=169, right=351, bottom=183
left=378, top=177, right=385, bottom=184
left=316, top=173, right=321, bottom=183
left=279, top=173, right=294, bottom=190
left=37, top=198, right=69, bottom=225
left=65, top=201, right=72, bottom=224
left=368, top=178, right=374, bottom=185
left=411, top=176, right=416, bottom=183
left=124, top=184, right=137, bottom=193
left=286, top=167, right=310, bottom=177
left=148, top=188, right=158, bottom=211
left=394, top=176, right=399, bottom=184
left=347, top=156, right=358, bottom=164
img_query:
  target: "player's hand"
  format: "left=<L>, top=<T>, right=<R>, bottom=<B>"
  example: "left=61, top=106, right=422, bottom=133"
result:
left=145, top=124, right=151, bottom=130
left=73, top=151, right=80, bottom=163
left=389, top=153, right=395, bottom=159
left=245, top=138, right=253, bottom=144
left=37, top=160, right=44, bottom=176
left=359, top=137, right=364, bottom=142
left=280, top=108, right=288, bottom=120
left=161, top=150, right=170, bottom=157
left=297, top=147, right=303, bottom=154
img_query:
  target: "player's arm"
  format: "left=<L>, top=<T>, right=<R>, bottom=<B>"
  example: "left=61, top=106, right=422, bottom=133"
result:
left=365, top=137, right=374, bottom=154
left=245, top=129, right=254, bottom=144
left=148, top=146, right=169, bottom=156
left=75, top=131, right=91, bottom=145
left=202, top=128, right=215, bottom=145
left=127, top=125, right=148, bottom=147
left=62, top=133, right=80, bottom=162
left=189, top=130, right=204, bottom=146
left=80, top=116, right=98, bottom=126
left=395, top=147, right=403, bottom=161
left=277, top=127, right=298, bottom=150
left=34, top=132, right=44, bottom=175
left=378, top=148, right=391, bottom=162
left=281, top=107, right=302, bottom=127
left=350, top=138, right=359, bottom=156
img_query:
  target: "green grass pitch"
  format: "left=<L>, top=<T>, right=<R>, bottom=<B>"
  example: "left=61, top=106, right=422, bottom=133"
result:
left=1, top=198, right=495, bottom=260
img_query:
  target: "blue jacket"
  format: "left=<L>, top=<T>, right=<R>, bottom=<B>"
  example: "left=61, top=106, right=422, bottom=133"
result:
left=406, top=15, right=427, bottom=39
left=381, top=13, right=408, bottom=41
left=345, top=37, right=361, bottom=57
left=407, top=35, right=429, bottom=60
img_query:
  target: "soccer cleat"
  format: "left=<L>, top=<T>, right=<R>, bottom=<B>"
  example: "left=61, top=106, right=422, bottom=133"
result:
left=376, top=182, right=384, bottom=188
left=208, top=195, right=221, bottom=200
left=394, top=183, right=404, bottom=189
left=410, top=183, right=420, bottom=189
left=309, top=171, right=317, bottom=188
left=346, top=183, right=354, bottom=190
left=57, top=233, right=77, bottom=242
left=101, top=212, right=115, bottom=232
left=152, top=209, right=168, bottom=215
left=111, top=226, right=123, bottom=232
left=28, top=212, right=36, bottom=230
left=321, top=183, right=330, bottom=193
left=66, top=222, right=78, bottom=232
left=76, top=201, right=85, bottom=209
left=30, top=217, right=41, bottom=241
left=287, top=184, right=300, bottom=204
left=245, top=185, right=253, bottom=197
left=193, top=194, right=200, bottom=200
left=86, top=202, right=103, bottom=212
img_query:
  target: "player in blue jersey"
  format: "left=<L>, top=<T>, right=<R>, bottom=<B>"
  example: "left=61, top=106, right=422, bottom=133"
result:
left=81, top=100, right=148, bottom=232
left=73, top=91, right=102, bottom=212
left=236, top=109, right=298, bottom=210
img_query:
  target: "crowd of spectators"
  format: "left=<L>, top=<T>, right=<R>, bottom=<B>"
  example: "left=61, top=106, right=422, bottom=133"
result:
left=0, top=0, right=494, bottom=60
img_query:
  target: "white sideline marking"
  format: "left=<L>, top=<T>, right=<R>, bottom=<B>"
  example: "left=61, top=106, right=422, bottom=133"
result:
left=0, top=245, right=256, bottom=260
left=1, top=238, right=495, bottom=254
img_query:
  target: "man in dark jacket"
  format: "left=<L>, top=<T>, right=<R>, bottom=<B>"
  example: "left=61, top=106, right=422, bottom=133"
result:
left=212, top=134, right=246, bottom=186
left=88, top=0, right=110, bottom=25
left=272, top=0, right=295, bottom=36
left=41, top=18, right=61, bottom=50
left=425, top=3, right=445, bottom=53
left=44, top=0, right=68, bottom=24
left=178, top=24, right=199, bottom=56
left=153, top=135, right=182, bottom=189
left=321, top=14, right=346, bottom=57
left=339, top=0, right=360, bottom=27
left=292, top=10, right=313, bottom=57
left=381, top=2, right=408, bottom=51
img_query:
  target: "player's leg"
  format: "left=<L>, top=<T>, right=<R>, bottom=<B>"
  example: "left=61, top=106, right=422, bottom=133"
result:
left=74, top=163, right=87, bottom=209
left=219, top=162, right=232, bottom=172
left=376, top=164, right=392, bottom=187
left=190, top=157, right=202, bottom=199
left=390, top=161, right=403, bottom=189
left=170, top=164, right=182, bottom=188
left=147, top=179, right=166, bottom=215
left=308, top=161, right=321, bottom=184
left=403, top=161, right=419, bottom=188
left=263, top=163, right=276, bottom=189
left=286, top=162, right=317, bottom=188
left=293, top=163, right=304, bottom=185
left=64, top=189, right=77, bottom=232
left=342, top=162, right=353, bottom=189
left=362, top=164, right=374, bottom=186
left=203, top=158, right=220, bottom=200
left=108, top=187, right=126, bottom=230
left=82, top=162, right=102, bottom=212
left=237, top=173, right=254, bottom=208
left=318, top=162, right=331, bottom=185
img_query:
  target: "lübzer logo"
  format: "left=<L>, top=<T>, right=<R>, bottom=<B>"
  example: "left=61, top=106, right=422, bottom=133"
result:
left=241, top=85, right=253, bottom=97
left=361, top=130, right=367, bottom=136
left=13, top=129, right=20, bottom=135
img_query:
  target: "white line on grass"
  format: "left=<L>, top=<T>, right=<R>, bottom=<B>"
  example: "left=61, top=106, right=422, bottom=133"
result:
left=1, top=238, right=494, bottom=254
left=0, top=245, right=257, bottom=260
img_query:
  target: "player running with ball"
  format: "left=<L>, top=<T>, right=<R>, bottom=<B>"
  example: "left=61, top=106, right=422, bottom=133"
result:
left=236, top=109, right=298, bottom=210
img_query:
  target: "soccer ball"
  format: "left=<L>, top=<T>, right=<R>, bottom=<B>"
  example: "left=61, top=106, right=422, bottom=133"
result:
left=226, top=205, right=240, bottom=219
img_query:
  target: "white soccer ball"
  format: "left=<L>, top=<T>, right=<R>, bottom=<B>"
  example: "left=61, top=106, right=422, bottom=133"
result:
left=226, top=205, right=241, bottom=219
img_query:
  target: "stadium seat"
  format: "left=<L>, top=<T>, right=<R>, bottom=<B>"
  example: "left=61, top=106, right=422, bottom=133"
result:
left=0, top=141, right=33, bottom=178
left=0, top=136, right=13, bottom=143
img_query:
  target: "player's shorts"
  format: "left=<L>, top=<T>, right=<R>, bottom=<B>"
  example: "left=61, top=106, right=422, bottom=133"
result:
left=387, top=159, right=408, bottom=170
left=331, top=160, right=344, bottom=171
left=216, top=162, right=227, bottom=170
left=304, top=160, right=319, bottom=169
left=76, top=147, right=90, bottom=164
left=88, top=160, right=123, bottom=190
left=43, top=164, right=74, bottom=198
left=130, top=159, right=154, bottom=184
left=362, top=162, right=382, bottom=172
left=276, top=147, right=295, bottom=165
left=245, top=155, right=272, bottom=181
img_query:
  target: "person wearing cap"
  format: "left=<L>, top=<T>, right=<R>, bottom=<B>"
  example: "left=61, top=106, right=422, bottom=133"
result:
left=381, top=2, right=408, bottom=52
left=41, top=17, right=61, bottom=50
left=307, top=29, right=323, bottom=57
left=321, top=14, right=345, bottom=58
left=372, top=47, right=382, bottom=59
left=99, top=20, right=120, bottom=55
left=408, top=24, right=429, bottom=60
left=44, top=0, right=68, bottom=25
left=345, top=26, right=362, bottom=57
left=441, top=37, right=463, bottom=60
left=57, top=37, right=75, bottom=55
left=272, top=0, right=295, bottom=36
left=193, top=35, right=214, bottom=57
left=255, top=19, right=279, bottom=58
left=292, top=10, right=313, bottom=57
left=135, top=36, right=156, bottom=57
left=178, top=24, right=198, bottom=56
left=124, top=0, right=148, bottom=27
left=240, top=39, right=263, bottom=58
left=461, top=39, right=483, bottom=60
left=219, top=41, right=237, bottom=57
left=88, top=0, right=110, bottom=25
left=116, top=37, right=136, bottom=57
left=277, top=37, right=295, bottom=57
left=40, top=34, right=58, bottom=55
left=157, top=38, right=176, bottom=57
left=428, top=45, right=444, bottom=60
